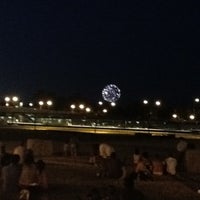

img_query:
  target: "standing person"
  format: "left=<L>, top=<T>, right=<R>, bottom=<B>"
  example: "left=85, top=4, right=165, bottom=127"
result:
left=1, top=154, right=21, bottom=200
left=96, top=143, right=115, bottom=177
left=13, top=141, right=26, bottom=164
left=69, top=136, right=78, bottom=157
left=133, top=147, right=141, bottom=171
left=0, top=144, right=12, bottom=167
left=35, top=160, right=48, bottom=190
left=176, top=138, right=188, bottom=173
left=63, top=140, right=69, bottom=156
left=35, top=159, right=49, bottom=200
left=19, top=151, right=39, bottom=200
left=120, top=172, right=144, bottom=200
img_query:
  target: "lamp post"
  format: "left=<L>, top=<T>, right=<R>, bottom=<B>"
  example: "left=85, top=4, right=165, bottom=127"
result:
left=4, top=96, right=10, bottom=107
left=193, top=98, right=200, bottom=118
left=47, top=100, right=53, bottom=109
left=142, top=99, right=162, bottom=133
left=38, top=101, right=44, bottom=109
left=4, top=96, right=19, bottom=107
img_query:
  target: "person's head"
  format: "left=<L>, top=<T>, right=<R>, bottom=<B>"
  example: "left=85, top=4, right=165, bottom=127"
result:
left=11, top=154, right=20, bottom=165
left=24, top=150, right=34, bottom=165
left=36, top=159, right=46, bottom=173
left=134, top=147, right=140, bottom=154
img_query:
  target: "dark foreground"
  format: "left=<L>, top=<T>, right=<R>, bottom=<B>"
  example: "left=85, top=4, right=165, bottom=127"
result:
left=23, top=157, right=200, bottom=200
left=1, top=130, right=200, bottom=199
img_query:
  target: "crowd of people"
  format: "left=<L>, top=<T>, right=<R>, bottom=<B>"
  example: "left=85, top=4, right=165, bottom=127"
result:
left=85, top=139, right=188, bottom=200
left=92, top=142, right=180, bottom=181
left=0, top=138, right=189, bottom=200
left=0, top=141, right=48, bottom=200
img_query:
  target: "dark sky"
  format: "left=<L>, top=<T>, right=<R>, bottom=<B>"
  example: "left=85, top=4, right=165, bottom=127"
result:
left=0, top=1, right=200, bottom=105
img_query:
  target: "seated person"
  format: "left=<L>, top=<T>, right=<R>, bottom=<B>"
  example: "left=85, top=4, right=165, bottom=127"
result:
left=151, top=154, right=164, bottom=176
left=135, top=152, right=153, bottom=181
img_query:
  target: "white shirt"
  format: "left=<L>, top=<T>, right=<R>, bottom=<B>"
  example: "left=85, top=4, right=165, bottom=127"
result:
left=165, top=157, right=177, bottom=175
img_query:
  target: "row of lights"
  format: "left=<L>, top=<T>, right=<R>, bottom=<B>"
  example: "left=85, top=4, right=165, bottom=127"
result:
left=3, top=95, right=200, bottom=119
left=3, top=96, right=113, bottom=114
left=172, top=113, right=195, bottom=120
left=142, top=99, right=197, bottom=121
left=4, top=96, right=53, bottom=109
left=142, top=99, right=161, bottom=106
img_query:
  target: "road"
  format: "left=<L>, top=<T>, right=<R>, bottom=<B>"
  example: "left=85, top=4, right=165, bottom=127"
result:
left=1, top=123, right=200, bottom=139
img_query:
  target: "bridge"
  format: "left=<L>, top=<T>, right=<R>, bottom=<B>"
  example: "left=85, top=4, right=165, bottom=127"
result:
left=0, top=106, right=200, bottom=139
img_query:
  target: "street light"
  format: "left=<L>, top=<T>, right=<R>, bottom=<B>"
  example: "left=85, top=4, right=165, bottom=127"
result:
left=79, top=104, right=85, bottom=110
left=98, top=101, right=103, bottom=106
left=172, top=113, right=178, bottom=119
left=4, top=96, right=19, bottom=107
left=110, top=102, right=116, bottom=107
left=142, top=99, right=162, bottom=132
left=85, top=107, right=91, bottom=113
left=155, top=100, right=161, bottom=107
left=143, top=99, right=149, bottom=105
left=38, top=101, right=44, bottom=109
left=70, top=104, right=76, bottom=109
left=19, top=102, right=23, bottom=107
left=29, top=102, right=34, bottom=107
left=102, top=108, right=108, bottom=113
left=12, top=96, right=19, bottom=102
left=47, top=100, right=53, bottom=109
left=189, top=114, right=195, bottom=120
left=5, top=97, right=10, bottom=103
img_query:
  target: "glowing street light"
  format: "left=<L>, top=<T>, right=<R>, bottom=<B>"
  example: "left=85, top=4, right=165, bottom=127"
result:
left=12, top=96, right=19, bottom=102
left=38, top=101, right=44, bottom=109
left=19, top=102, right=23, bottom=107
left=143, top=99, right=149, bottom=105
left=102, top=108, right=108, bottom=113
left=98, top=101, right=103, bottom=106
left=85, top=107, right=91, bottom=113
left=70, top=104, right=76, bottom=109
left=29, top=102, right=34, bottom=107
left=194, top=98, right=200, bottom=103
left=172, top=113, right=178, bottom=119
left=47, top=100, right=53, bottom=109
left=189, top=114, right=195, bottom=120
left=79, top=104, right=85, bottom=110
left=5, top=97, right=10, bottom=102
left=155, top=100, right=161, bottom=106
left=110, top=102, right=116, bottom=107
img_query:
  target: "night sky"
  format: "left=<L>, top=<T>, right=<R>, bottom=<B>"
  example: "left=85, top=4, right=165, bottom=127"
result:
left=0, top=1, right=200, bottom=106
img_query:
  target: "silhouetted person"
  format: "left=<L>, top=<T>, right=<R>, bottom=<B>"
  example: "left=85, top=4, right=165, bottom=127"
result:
left=13, top=141, right=26, bottom=164
left=1, top=154, right=21, bottom=200
left=120, top=172, right=145, bottom=200
left=0, top=144, right=12, bottom=167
